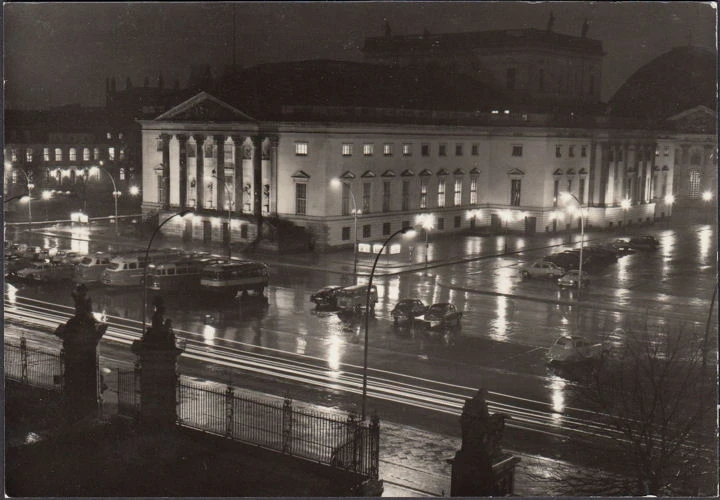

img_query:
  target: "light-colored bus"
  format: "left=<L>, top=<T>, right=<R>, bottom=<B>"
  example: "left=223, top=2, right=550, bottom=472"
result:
left=147, top=254, right=226, bottom=292
left=101, top=248, right=187, bottom=287
left=199, top=261, right=268, bottom=296
left=74, top=252, right=113, bottom=284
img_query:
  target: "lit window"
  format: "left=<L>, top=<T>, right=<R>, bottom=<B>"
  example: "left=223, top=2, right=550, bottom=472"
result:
left=512, top=145, right=523, bottom=157
left=421, top=144, right=430, bottom=156
left=11, top=148, right=17, bottom=162
left=83, top=148, right=90, bottom=161
left=342, top=143, right=353, bottom=156
left=43, top=148, right=50, bottom=161
left=94, top=148, right=100, bottom=160
left=25, top=148, right=33, bottom=162
left=69, top=148, right=77, bottom=161
left=295, top=183, right=307, bottom=215
left=11, top=170, right=17, bottom=183
left=118, top=133, right=124, bottom=140
left=471, top=144, right=479, bottom=156
left=119, top=168, right=126, bottom=181
left=107, top=132, right=112, bottom=140
left=439, top=144, right=447, bottom=157
left=470, top=176, right=478, bottom=205
left=569, top=146, right=575, bottom=158
left=119, top=148, right=125, bottom=160
left=108, top=147, right=115, bottom=161
left=402, top=143, right=412, bottom=156
left=383, top=143, right=393, bottom=156
left=363, top=144, right=374, bottom=156
left=454, top=178, right=462, bottom=206
left=420, top=178, right=428, bottom=208
left=555, top=145, right=562, bottom=158
left=295, top=142, right=308, bottom=156
left=55, top=148, right=63, bottom=161
left=437, top=179, right=446, bottom=207
left=455, top=144, right=463, bottom=156
left=510, top=179, right=521, bottom=206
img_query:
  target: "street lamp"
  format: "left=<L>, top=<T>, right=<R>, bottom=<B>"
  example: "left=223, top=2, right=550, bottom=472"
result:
left=621, top=198, right=631, bottom=229
left=664, top=194, right=675, bottom=228
left=702, top=191, right=713, bottom=224
left=129, top=185, right=140, bottom=196
left=560, top=192, right=585, bottom=290
left=414, top=213, right=435, bottom=271
left=361, top=226, right=416, bottom=420
left=142, top=209, right=194, bottom=335
left=331, top=178, right=360, bottom=281
left=89, top=165, right=121, bottom=238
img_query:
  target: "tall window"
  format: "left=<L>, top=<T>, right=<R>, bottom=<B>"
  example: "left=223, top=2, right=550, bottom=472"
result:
left=55, top=148, right=63, bottom=161
left=108, top=147, right=115, bottom=161
left=402, top=180, right=410, bottom=211
left=383, top=222, right=391, bottom=235
left=578, top=178, right=585, bottom=204
left=341, top=183, right=351, bottom=216
left=506, top=68, right=516, bottom=90
left=295, top=183, right=307, bottom=215
left=470, top=176, right=478, bottom=205
left=471, top=144, right=479, bottom=156
left=83, top=148, right=90, bottom=161
left=363, top=144, right=374, bottom=156
left=553, top=179, right=559, bottom=207
left=382, top=181, right=391, bottom=212
left=383, top=143, right=393, bottom=156
left=119, top=148, right=125, bottom=160
left=295, top=142, right=308, bottom=156
left=363, top=224, right=371, bottom=238
left=438, top=144, right=447, bottom=157
left=454, top=178, right=462, bottom=206
left=581, top=145, right=587, bottom=158
left=569, top=146, right=575, bottom=158
left=94, top=148, right=100, bottom=160
left=204, top=143, right=214, bottom=158
left=662, top=173, right=668, bottom=197
left=69, top=148, right=77, bottom=161
left=689, top=170, right=701, bottom=198
left=420, top=178, right=428, bottom=208
left=421, top=144, right=430, bottom=156
left=402, top=143, right=412, bottom=156
left=342, top=143, right=353, bottom=156
left=437, top=179, right=446, bottom=207
left=25, top=148, right=33, bottom=162
left=362, top=182, right=371, bottom=213
left=510, top=179, right=521, bottom=206
left=455, top=144, right=463, bottom=156
left=119, top=168, right=126, bottom=181
left=43, top=148, right=50, bottom=161
left=341, top=227, right=350, bottom=241
left=555, top=145, right=562, bottom=158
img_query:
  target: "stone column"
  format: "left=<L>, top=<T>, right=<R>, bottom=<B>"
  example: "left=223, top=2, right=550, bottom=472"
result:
left=160, top=133, right=171, bottom=209
left=252, top=135, right=263, bottom=239
left=194, top=135, right=206, bottom=209
left=232, top=136, right=245, bottom=213
left=449, top=388, right=518, bottom=496
left=177, top=134, right=188, bottom=209
left=269, top=135, right=279, bottom=214
left=131, top=296, right=184, bottom=430
left=215, top=135, right=226, bottom=211
left=54, top=285, right=108, bottom=421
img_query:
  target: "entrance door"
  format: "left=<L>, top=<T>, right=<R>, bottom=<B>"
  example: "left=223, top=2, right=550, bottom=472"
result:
left=524, top=216, right=537, bottom=236
left=183, top=219, right=193, bottom=242
left=203, top=220, right=212, bottom=244
left=490, top=214, right=501, bottom=233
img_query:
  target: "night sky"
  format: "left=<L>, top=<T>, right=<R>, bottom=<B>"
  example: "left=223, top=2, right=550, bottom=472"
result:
left=4, top=2, right=717, bottom=110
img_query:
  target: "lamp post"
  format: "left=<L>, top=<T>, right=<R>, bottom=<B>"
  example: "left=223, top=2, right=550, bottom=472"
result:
left=90, top=165, right=121, bottom=238
left=561, top=192, right=585, bottom=290
left=702, top=190, right=713, bottom=224
left=361, top=226, right=415, bottom=420
left=664, top=194, right=675, bottom=228
left=621, top=198, right=631, bottom=230
left=414, top=213, right=435, bottom=271
left=331, top=179, right=360, bottom=281
left=142, top=209, right=194, bottom=335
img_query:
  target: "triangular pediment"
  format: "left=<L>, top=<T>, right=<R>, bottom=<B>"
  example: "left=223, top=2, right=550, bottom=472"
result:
left=400, top=169, right=415, bottom=176
left=419, top=169, right=433, bottom=176
left=155, top=92, right=257, bottom=123
left=381, top=169, right=396, bottom=177
left=506, top=168, right=525, bottom=176
left=361, top=170, right=376, bottom=178
left=666, top=105, right=717, bottom=134
left=436, top=169, right=449, bottom=176
left=291, top=170, right=310, bottom=180
left=339, top=170, right=356, bottom=180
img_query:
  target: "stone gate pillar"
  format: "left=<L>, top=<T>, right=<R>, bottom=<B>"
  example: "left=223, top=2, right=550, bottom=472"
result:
left=54, top=284, right=108, bottom=421
left=448, top=388, right=519, bottom=496
left=132, top=296, right=184, bottom=429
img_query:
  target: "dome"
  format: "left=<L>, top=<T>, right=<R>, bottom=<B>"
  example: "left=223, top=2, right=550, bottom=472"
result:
left=607, top=46, right=717, bottom=120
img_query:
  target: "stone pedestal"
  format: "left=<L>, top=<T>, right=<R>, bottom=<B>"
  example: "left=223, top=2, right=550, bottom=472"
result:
left=449, top=388, right=518, bottom=496
left=132, top=296, right=184, bottom=429
left=54, top=285, right=108, bottom=421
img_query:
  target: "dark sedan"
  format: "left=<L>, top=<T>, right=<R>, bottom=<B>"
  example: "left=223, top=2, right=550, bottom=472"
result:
left=416, top=303, right=463, bottom=330
left=391, top=299, right=427, bottom=325
left=630, top=235, right=660, bottom=250
left=310, top=285, right=344, bottom=308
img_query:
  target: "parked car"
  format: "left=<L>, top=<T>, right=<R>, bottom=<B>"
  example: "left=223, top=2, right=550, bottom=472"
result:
left=51, top=250, right=84, bottom=264
left=310, top=285, right=344, bottom=308
left=547, top=335, right=607, bottom=364
left=558, top=270, right=590, bottom=288
left=15, top=261, right=76, bottom=282
left=4, top=255, right=31, bottom=276
left=610, top=239, right=633, bottom=254
left=391, top=299, right=427, bottom=325
left=630, top=235, right=660, bottom=251
left=416, top=303, right=463, bottom=330
left=336, top=284, right=378, bottom=314
left=521, top=260, right=565, bottom=279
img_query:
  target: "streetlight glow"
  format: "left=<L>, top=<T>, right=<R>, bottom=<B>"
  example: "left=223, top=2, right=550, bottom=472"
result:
left=415, top=213, right=435, bottom=271
left=41, top=190, right=52, bottom=200
left=664, top=194, right=675, bottom=205
left=129, top=185, right=140, bottom=196
left=620, top=198, right=631, bottom=210
left=702, top=191, right=713, bottom=202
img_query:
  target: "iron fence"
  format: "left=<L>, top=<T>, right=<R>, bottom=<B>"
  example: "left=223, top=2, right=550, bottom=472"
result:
left=4, top=338, right=64, bottom=390
left=177, top=380, right=379, bottom=478
left=117, top=367, right=140, bottom=417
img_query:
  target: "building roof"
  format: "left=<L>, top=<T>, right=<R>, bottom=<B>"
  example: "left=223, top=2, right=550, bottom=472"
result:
left=607, top=46, right=717, bottom=121
left=363, top=28, right=604, bottom=57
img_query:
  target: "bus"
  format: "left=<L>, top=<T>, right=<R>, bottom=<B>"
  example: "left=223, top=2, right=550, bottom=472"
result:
left=74, top=252, right=114, bottom=284
left=147, top=254, right=226, bottom=292
left=199, top=261, right=268, bottom=296
left=101, top=248, right=187, bottom=287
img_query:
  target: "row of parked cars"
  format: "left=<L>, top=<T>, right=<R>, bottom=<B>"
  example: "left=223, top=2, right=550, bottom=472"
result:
left=310, top=285, right=463, bottom=330
left=4, top=243, right=85, bottom=281
left=521, top=235, right=661, bottom=287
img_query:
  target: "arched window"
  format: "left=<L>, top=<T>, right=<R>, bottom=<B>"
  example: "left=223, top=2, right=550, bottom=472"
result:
left=83, top=148, right=90, bottom=161
left=69, top=148, right=77, bottom=161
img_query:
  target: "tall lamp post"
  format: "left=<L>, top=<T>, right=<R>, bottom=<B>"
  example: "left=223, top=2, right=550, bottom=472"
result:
left=90, top=165, right=121, bottom=238
left=560, top=192, right=585, bottom=290
left=414, top=213, right=435, bottom=271
left=664, top=194, right=675, bottom=228
left=621, top=198, right=631, bottom=230
left=142, top=209, right=194, bottom=335
left=331, top=179, right=360, bottom=281
left=361, top=226, right=416, bottom=420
